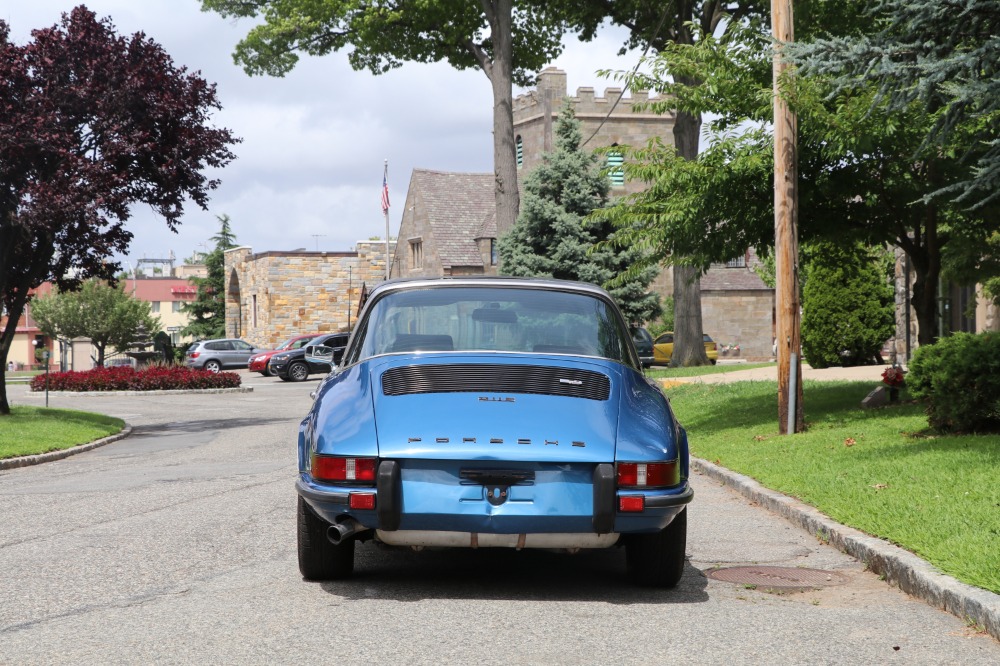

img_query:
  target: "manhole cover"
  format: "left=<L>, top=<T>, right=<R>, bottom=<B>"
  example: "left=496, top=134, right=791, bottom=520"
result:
left=706, top=566, right=850, bottom=591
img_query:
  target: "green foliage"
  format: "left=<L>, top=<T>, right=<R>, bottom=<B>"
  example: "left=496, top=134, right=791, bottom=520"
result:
left=908, top=332, right=1000, bottom=433
left=28, top=280, right=160, bottom=366
left=646, top=296, right=675, bottom=337
left=801, top=242, right=894, bottom=368
left=788, top=0, right=1000, bottom=209
left=498, top=104, right=660, bottom=324
left=182, top=214, right=237, bottom=340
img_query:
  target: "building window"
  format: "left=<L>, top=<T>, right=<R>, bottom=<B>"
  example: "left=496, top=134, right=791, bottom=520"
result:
left=490, top=239, right=498, bottom=266
left=151, top=301, right=160, bottom=313
left=607, top=149, right=624, bottom=186
left=410, top=240, right=423, bottom=268
left=726, top=255, right=747, bottom=268
left=516, top=135, right=523, bottom=168
left=171, top=301, right=182, bottom=313
left=252, top=294, right=258, bottom=328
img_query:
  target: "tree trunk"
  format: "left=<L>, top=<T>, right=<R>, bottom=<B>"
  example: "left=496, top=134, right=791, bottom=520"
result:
left=670, top=108, right=709, bottom=366
left=0, top=301, right=26, bottom=416
left=485, top=0, right=519, bottom=238
left=909, top=254, right=941, bottom=346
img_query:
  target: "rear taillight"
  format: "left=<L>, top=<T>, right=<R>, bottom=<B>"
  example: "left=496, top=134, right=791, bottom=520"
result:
left=616, top=462, right=679, bottom=488
left=188, top=352, right=200, bottom=359
left=312, top=456, right=377, bottom=483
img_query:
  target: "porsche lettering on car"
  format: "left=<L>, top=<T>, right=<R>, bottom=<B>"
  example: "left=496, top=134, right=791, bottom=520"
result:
left=296, top=277, right=692, bottom=587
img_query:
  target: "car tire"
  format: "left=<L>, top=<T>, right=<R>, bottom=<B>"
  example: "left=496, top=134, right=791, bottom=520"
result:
left=204, top=360, right=222, bottom=373
left=297, top=496, right=355, bottom=580
left=261, top=366, right=273, bottom=377
left=288, top=361, right=309, bottom=382
left=625, top=507, right=686, bottom=588
left=710, top=359, right=717, bottom=365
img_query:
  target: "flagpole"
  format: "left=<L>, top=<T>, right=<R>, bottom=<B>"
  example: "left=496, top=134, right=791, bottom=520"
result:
left=383, top=159, right=390, bottom=280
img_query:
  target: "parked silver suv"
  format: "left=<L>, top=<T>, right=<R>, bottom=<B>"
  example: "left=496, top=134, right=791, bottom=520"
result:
left=184, top=338, right=260, bottom=373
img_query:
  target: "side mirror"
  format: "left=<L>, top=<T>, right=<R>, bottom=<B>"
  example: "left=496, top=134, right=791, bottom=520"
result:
left=305, top=344, right=335, bottom=368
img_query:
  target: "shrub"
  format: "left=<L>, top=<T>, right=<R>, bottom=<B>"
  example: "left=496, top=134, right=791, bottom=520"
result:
left=30, top=365, right=241, bottom=392
left=908, top=332, right=1000, bottom=433
left=801, top=242, right=894, bottom=368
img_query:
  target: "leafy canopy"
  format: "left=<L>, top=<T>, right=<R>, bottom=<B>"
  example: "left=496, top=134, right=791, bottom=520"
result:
left=0, top=6, right=238, bottom=414
left=29, top=280, right=161, bottom=367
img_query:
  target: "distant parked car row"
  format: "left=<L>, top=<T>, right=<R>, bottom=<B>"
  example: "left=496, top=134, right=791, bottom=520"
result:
left=184, top=332, right=350, bottom=381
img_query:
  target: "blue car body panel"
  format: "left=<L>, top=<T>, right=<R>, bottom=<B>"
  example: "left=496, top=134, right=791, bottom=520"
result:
left=296, top=277, right=692, bottom=555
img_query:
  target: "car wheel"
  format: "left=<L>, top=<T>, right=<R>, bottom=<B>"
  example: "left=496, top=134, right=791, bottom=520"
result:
left=261, top=366, right=273, bottom=377
left=710, top=359, right=717, bottom=365
left=288, top=361, right=309, bottom=382
left=204, top=360, right=222, bottom=373
left=625, top=507, right=686, bottom=588
left=297, top=496, right=355, bottom=580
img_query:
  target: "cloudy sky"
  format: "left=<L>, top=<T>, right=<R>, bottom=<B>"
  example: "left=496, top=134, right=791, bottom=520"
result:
left=3, top=2, right=646, bottom=270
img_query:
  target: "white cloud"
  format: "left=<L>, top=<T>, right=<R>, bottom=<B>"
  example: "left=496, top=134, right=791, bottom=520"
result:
left=4, top=3, right=647, bottom=268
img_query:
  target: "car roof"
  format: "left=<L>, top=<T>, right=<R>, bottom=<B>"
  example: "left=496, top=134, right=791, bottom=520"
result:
left=367, top=276, right=613, bottom=301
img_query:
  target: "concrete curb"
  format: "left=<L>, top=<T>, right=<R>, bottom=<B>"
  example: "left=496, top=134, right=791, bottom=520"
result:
left=22, top=387, right=253, bottom=397
left=693, top=457, right=1000, bottom=641
left=0, top=425, right=133, bottom=470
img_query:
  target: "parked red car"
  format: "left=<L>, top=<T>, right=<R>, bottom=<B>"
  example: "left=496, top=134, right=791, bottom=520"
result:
left=248, top=334, right=319, bottom=376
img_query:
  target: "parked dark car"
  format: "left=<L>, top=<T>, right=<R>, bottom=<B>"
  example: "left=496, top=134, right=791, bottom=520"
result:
left=269, top=332, right=349, bottom=382
left=248, top=333, right=319, bottom=376
left=631, top=327, right=654, bottom=368
left=295, top=277, right=692, bottom=586
left=184, top=338, right=260, bottom=373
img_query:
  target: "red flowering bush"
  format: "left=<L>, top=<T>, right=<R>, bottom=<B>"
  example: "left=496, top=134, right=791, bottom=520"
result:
left=30, top=365, right=241, bottom=392
left=881, top=366, right=907, bottom=388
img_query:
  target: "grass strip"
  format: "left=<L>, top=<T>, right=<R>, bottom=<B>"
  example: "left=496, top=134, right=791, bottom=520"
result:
left=646, top=362, right=774, bottom=379
left=666, top=380, right=1000, bottom=595
left=0, top=406, right=124, bottom=459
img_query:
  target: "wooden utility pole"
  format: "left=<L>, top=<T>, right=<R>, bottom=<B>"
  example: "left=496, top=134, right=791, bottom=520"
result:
left=773, top=0, right=803, bottom=434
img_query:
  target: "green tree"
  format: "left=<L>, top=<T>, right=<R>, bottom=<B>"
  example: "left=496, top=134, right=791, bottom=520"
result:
left=788, top=0, right=1000, bottom=209
left=800, top=242, right=895, bottom=369
left=566, top=1, right=767, bottom=366
left=0, top=8, right=237, bottom=414
left=30, top=280, right=161, bottom=367
left=498, top=105, right=660, bottom=325
left=182, top=215, right=238, bottom=340
left=594, top=12, right=997, bottom=347
left=201, top=0, right=575, bottom=238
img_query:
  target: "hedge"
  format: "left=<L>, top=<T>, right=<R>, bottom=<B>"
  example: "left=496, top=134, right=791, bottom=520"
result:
left=29, top=365, right=241, bottom=392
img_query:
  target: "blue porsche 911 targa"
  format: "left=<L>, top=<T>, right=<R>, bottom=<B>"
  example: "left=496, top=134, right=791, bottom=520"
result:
left=296, top=277, right=692, bottom=586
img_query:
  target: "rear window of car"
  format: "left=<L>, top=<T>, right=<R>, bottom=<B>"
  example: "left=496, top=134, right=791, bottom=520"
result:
left=205, top=341, right=231, bottom=351
left=350, top=285, right=631, bottom=364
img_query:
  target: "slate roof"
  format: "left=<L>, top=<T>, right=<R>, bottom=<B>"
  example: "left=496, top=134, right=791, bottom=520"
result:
left=412, top=169, right=495, bottom=268
left=700, top=265, right=771, bottom=291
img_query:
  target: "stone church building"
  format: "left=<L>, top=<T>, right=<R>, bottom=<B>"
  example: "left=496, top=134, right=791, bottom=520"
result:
left=389, top=67, right=776, bottom=361
left=224, top=67, right=775, bottom=359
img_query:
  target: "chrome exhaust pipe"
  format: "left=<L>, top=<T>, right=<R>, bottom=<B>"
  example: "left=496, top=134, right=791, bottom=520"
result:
left=327, top=518, right=363, bottom=545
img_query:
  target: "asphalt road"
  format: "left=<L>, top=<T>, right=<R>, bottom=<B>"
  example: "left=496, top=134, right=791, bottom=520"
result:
left=1, top=372, right=997, bottom=665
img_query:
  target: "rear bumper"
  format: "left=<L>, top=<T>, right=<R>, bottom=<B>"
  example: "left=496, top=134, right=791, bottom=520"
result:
left=296, top=461, right=692, bottom=539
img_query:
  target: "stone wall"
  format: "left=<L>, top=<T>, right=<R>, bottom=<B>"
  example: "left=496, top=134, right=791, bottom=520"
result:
left=701, top=290, right=776, bottom=362
left=225, top=241, right=396, bottom=348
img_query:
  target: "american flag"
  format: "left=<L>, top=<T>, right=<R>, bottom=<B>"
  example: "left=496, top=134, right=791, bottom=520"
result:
left=381, top=168, right=390, bottom=215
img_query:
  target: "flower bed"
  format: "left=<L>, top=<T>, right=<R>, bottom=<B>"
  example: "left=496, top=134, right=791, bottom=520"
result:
left=29, top=365, right=241, bottom=392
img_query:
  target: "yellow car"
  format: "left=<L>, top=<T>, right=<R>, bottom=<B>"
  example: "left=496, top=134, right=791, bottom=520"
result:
left=652, top=332, right=719, bottom=365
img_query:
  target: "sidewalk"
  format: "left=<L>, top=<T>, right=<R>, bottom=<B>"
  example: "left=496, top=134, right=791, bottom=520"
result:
left=672, top=362, right=889, bottom=384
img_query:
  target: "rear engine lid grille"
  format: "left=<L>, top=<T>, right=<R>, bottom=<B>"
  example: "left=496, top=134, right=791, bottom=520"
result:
left=381, top=364, right=611, bottom=401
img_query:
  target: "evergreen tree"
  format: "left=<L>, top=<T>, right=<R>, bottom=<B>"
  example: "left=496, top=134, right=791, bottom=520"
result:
left=498, top=104, right=660, bottom=325
left=800, top=242, right=894, bottom=369
left=182, top=214, right=237, bottom=340
left=30, top=280, right=161, bottom=367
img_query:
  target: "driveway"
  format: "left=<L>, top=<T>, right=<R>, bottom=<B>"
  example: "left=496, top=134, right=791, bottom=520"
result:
left=0, top=372, right=996, bottom=664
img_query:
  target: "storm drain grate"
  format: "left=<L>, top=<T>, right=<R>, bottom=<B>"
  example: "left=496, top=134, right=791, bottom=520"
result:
left=706, top=566, right=850, bottom=591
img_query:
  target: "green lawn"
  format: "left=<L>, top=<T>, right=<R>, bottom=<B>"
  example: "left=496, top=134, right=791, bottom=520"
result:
left=646, top=362, right=773, bottom=379
left=0, top=406, right=124, bottom=460
left=667, top=380, right=1000, bottom=594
